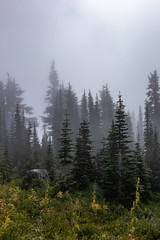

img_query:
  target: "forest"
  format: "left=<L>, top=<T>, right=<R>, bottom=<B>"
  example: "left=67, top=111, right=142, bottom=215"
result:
left=1, top=62, right=160, bottom=239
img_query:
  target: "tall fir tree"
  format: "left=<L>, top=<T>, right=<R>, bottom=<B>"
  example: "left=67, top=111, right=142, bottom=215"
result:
left=0, top=146, right=12, bottom=184
left=114, top=93, right=137, bottom=203
left=72, top=120, right=94, bottom=189
left=102, top=121, right=119, bottom=199
left=44, top=137, right=55, bottom=181
left=137, top=105, right=144, bottom=148
left=99, top=84, right=115, bottom=138
left=146, top=70, right=160, bottom=136
left=144, top=101, right=154, bottom=169
left=58, top=113, right=73, bottom=182
left=134, top=135, right=150, bottom=199
left=44, top=61, right=60, bottom=138
left=65, top=83, right=79, bottom=139
left=80, top=90, right=88, bottom=122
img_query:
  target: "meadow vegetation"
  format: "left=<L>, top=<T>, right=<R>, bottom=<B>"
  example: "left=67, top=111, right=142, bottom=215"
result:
left=0, top=179, right=160, bottom=240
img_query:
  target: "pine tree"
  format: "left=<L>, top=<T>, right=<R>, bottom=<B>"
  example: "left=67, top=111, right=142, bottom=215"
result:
left=93, top=94, right=101, bottom=149
left=44, top=61, right=60, bottom=137
left=144, top=101, right=154, bottom=168
left=25, top=120, right=33, bottom=170
left=134, top=136, right=150, bottom=198
left=52, top=86, right=65, bottom=151
left=137, top=105, right=144, bottom=148
left=44, top=137, right=55, bottom=181
left=146, top=70, right=160, bottom=136
left=0, top=146, right=12, bottom=184
left=88, top=90, right=95, bottom=135
left=81, top=90, right=88, bottom=121
left=58, top=113, right=73, bottom=182
left=65, top=83, right=79, bottom=138
left=32, top=122, right=40, bottom=168
left=114, top=93, right=136, bottom=203
left=102, top=121, right=119, bottom=199
left=72, top=120, right=94, bottom=189
left=99, top=84, right=115, bottom=138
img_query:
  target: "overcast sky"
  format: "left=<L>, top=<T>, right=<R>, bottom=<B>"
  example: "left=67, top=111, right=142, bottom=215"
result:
left=1, top=0, right=160, bottom=126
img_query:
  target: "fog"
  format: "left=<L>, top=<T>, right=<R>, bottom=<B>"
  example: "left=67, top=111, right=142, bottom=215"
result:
left=1, top=0, right=160, bottom=124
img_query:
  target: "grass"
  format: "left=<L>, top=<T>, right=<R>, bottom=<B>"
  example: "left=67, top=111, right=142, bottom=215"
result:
left=0, top=180, right=160, bottom=239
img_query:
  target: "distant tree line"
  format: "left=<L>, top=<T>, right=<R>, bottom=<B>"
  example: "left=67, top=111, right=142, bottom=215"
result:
left=0, top=63, right=160, bottom=205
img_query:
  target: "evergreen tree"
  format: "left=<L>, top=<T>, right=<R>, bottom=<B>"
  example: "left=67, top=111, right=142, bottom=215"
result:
left=93, top=94, right=101, bottom=149
left=137, top=105, right=144, bottom=148
left=32, top=122, right=40, bottom=168
left=102, top=121, right=119, bottom=199
left=88, top=90, right=95, bottom=135
left=146, top=70, right=160, bottom=136
left=144, top=101, right=154, bottom=168
left=52, top=86, right=65, bottom=151
left=126, top=110, right=134, bottom=149
left=58, top=113, right=73, bottom=182
left=134, top=136, right=150, bottom=198
left=44, top=61, right=60, bottom=137
left=114, top=93, right=136, bottom=203
left=44, top=137, right=55, bottom=181
left=99, top=84, right=115, bottom=138
left=72, top=120, right=94, bottom=189
left=65, top=83, right=79, bottom=138
left=80, top=90, right=88, bottom=121
left=0, top=146, right=12, bottom=184
left=25, top=120, right=33, bottom=170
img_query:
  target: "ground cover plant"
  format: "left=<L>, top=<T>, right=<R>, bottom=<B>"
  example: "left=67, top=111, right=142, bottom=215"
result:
left=0, top=180, right=160, bottom=240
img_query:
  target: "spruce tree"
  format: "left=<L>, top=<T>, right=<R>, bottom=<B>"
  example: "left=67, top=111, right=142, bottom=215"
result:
left=114, top=93, right=136, bottom=203
left=65, top=83, right=79, bottom=139
left=58, top=113, right=73, bottom=182
left=44, top=137, right=55, bottom=181
left=99, top=84, right=115, bottom=138
left=144, top=101, right=154, bottom=168
left=146, top=70, right=160, bottom=136
left=134, top=136, right=150, bottom=198
left=73, top=120, right=94, bottom=189
left=81, top=90, right=88, bottom=122
left=0, top=146, right=12, bottom=184
left=102, top=121, right=119, bottom=199
left=137, top=105, right=144, bottom=148
left=44, top=61, right=60, bottom=138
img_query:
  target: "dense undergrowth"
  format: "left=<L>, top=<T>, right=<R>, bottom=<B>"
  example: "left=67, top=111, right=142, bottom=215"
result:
left=0, top=180, right=160, bottom=240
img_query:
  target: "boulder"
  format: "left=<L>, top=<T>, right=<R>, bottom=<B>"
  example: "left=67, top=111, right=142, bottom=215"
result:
left=27, top=169, right=49, bottom=181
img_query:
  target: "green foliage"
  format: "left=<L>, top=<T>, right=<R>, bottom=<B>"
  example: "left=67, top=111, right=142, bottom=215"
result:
left=72, top=120, right=94, bottom=189
left=1, top=181, right=160, bottom=239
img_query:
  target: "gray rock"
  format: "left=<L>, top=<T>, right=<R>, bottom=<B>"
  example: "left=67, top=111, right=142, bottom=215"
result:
left=27, top=169, right=49, bottom=181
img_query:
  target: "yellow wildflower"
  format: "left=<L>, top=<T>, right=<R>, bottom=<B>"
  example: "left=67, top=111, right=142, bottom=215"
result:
left=57, top=191, right=63, bottom=199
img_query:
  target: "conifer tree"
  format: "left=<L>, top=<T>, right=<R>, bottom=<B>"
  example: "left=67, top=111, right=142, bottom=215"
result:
left=146, top=70, right=160, bottom=136
left=0, top=146, right=12, bottom=184
left=100, top=84, right=115, bottom=136
left=44, top=61, right=60, bottom=137
left=102, top=121, right=119, bottom=199
left=113, top=93, right=136, bottom=203
left=44, top=137, right=55, bottom=181
left=58, top=113, right=73, bottom=181
left=52, top=86, right=65, bottom=151
left=134, top=136, right=150, bottom=198
left=81, top=90, right=88, bottom=121
left=93, top=94, right=101, bottom=149
left=73, top=120, right=94, bottom=189
left=144, top=101, right=154, bottom=168
left=32, top=122, right=40, bottom=168
left=88, top=90, right=95, bottom=135
left=137, top=105, right=144, bottom=148
left=65, top=83, right=79, bottom=138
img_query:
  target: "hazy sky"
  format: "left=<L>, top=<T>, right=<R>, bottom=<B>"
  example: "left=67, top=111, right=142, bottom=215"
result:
left=1, top=0, right=160, bottom=125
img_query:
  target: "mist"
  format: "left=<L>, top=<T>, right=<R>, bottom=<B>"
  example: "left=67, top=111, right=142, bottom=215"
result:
left=1, top=0, right=160, bottom=122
